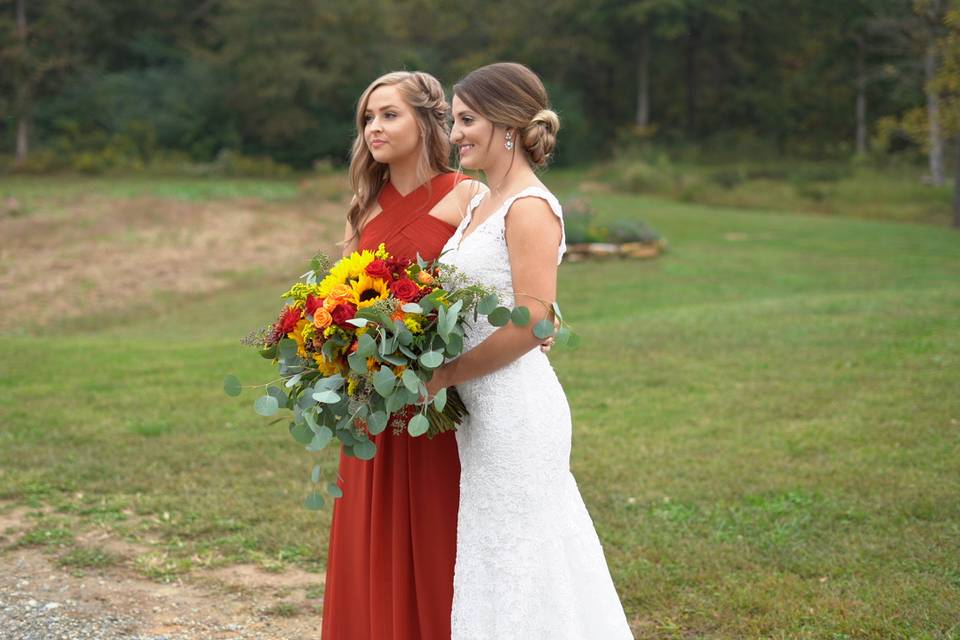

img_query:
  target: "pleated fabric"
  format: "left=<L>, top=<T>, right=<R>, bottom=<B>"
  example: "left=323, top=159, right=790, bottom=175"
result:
left=321, top=172, right=466, bottom=640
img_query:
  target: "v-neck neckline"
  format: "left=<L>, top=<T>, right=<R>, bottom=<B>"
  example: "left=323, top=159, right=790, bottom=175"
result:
left=378, top=173, right=443, bottom=209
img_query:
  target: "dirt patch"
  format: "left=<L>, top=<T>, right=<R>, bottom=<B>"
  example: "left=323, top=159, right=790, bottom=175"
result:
left=1, top=547, right=324, bottom=639
left=0, top=501, right=326, bottom=638
left=0, top=192, right=345, bottom=332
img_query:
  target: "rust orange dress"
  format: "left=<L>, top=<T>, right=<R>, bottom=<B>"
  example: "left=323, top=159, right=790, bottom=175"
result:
left=321, top=172, right=466, bottom=640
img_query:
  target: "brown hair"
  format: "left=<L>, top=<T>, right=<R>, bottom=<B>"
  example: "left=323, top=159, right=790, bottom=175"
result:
left=453, top=62, right=560, bottom=167
left=347, top=71, right=453, bottom=238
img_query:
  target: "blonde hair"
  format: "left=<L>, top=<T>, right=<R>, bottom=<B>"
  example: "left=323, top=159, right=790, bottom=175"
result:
left=453, top=62, right=560, bottom=167
left=347, top=71, right=453, bottom=237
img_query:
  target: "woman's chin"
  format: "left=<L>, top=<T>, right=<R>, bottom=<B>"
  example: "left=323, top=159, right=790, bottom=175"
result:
left=458, top=156, right=480, bottom=171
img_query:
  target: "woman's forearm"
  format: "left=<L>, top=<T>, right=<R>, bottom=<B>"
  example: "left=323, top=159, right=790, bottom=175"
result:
left=437, top=310, right=549, bottom=390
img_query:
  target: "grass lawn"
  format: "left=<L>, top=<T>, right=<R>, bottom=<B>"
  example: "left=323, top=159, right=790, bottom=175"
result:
left=1, top=173, right=958, bottom=638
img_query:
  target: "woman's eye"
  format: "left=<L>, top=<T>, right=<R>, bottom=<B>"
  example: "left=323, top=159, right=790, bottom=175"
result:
left=385, top=112, right=397, bottom=119
left=364, top=115, right=373, bottom=123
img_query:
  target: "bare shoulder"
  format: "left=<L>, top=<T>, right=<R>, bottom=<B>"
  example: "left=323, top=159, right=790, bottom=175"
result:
left=453, top=178, right=488, bottom=206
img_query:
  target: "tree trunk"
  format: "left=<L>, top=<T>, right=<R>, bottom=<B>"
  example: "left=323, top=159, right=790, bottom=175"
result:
left=855, top=37, right=868, bottom=155
left=926, top=43, right=945, bottom=186
left=954, top=135, right=960, bottom=228
left=635, top=24, right=650, bottom=128
left=14, top=0, right=29, bottom=167
left=684, top=23, right=700, bottom=134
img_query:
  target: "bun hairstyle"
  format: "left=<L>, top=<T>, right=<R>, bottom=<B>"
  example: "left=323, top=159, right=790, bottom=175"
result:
left=347, top=71, right=453, bottom=238
left=453, top=62, right=560, bottom=167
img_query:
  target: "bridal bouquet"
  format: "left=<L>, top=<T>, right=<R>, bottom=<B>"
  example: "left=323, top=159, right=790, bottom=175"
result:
left=224, top=243, right=577, bottom=507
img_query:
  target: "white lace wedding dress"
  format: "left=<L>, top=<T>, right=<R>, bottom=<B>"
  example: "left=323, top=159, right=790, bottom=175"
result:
left=440, top=186, right=634, bottom=639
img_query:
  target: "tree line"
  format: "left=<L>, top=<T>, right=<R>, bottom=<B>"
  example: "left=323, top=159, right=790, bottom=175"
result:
left=0, top=0, right=957, bottom=185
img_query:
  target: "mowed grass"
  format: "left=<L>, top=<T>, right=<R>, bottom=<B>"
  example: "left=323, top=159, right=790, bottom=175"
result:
left=1, top=177, right=959, bottom=638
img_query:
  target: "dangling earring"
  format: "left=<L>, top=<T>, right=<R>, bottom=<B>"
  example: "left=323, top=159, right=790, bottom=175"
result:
left=504, top=130, right=514, bottom=151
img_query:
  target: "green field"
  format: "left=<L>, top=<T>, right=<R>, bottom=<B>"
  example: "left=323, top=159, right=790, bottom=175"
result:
left=1, top=174, right=958, bottom=638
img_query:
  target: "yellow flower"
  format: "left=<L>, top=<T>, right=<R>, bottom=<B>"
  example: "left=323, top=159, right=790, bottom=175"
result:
left=280, top=282, right=322, bottom=302
left=352, top=273, right=389, bottom=309
left=347, top=377, right=358, bottom=396
left=318, top=249, right=377, bottom=296
left=288, top=319, right=310, bottom=358
left=374, top=243, right=389, bottom=259
left=403, top=316, right=423, bottom=334
left=313, top=353, right=340, bottom=376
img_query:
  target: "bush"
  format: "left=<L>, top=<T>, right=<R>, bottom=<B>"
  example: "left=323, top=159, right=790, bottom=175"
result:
left=562, top=197, right=660, bottom=244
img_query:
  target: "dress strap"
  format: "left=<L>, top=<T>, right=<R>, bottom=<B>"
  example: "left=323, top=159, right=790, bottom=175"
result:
left=498, top=187, right=566, bottom=265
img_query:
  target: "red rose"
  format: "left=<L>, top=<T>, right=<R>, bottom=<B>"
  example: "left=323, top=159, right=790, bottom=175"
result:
left=390, top=278, right=420, bottom=302
left=305, top=294, right=323, bottom=317
left=365, top=259, right=392, bottom=280
left=331, top=302, right=357, bottom=328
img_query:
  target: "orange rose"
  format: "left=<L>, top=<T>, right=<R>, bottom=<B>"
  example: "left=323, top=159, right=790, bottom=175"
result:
left=323, top=296, right=339, bottom=312
left=329, top=283, right=355, bottom=301
left=416, top=270, right=434, bottom=285
left=313, top=307, right=333, bottom=329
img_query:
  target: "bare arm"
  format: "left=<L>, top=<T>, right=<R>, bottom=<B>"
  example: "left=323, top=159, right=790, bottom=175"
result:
left=427, top=197, right=561, bottom=393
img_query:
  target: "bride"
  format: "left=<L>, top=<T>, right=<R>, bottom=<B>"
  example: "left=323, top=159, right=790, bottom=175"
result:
left=427, top=62, right=634, bottom=639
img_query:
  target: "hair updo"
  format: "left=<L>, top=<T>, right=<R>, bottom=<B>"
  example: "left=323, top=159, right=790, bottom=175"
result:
left=453, top=62, right=560, bottom=167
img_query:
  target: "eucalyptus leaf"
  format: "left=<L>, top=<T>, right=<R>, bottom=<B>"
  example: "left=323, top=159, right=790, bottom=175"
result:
left=327, top=483, right=344, bottom=498
left=284, top=372, right=303, bottom=388
left=554, top=326, right=571, bottom=347
left=278, top=338, right=298, bottom=360
left=433, top=387, right=447, bottom=412
left=488, top=306, right=511, bottom=327
left=510, top=306, right=531, bottom=326
left=311, top=465, right=321, bottom=483
left=306, top=427, right=333, bottom=451
left=477, top=293, right=499, bottom=315
left=533, top=318, right=556, bottom=339
left=345, top=318, right=368, bottom=327
left=353, top=439, right=377, bottom=460
left=379, top=351, right=407, bottom=367
left=441, top=333, right=462, bottom=357
left=223, top=375, right=242, bottom=397
left=373, top=366, right=396, bottom=397
left=254, top=395, right=279, bottom=417
left=315, top=374, right=344, bottom=391
left=401, top=368, right=421, bottom=394
left=401, top=302, right=423, bottom=314
left=348, top=350, right=369, bottom=375
left=357, top=333, right=377, bottom=357
left=419, top=351, right=444, bottom=369
left=289, top=422, right=313, bottom=445
left=267, top=386, right=288, bottom=408
left=367, top=411, right=388, bottom=435
left=385, top=390, right=407, bottom=414
left=304, top=491, right=325, bottom=510
left=312, top=389, right=340, bottom=404
left=567, top=332, right=582, bottom=349
left=407, top=414, right=429, bottom=437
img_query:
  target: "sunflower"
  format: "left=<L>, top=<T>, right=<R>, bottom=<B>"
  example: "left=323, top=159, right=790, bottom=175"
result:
left=318, top=249, right=377, bottom=296
left=351, top=273, right=390, bottom=309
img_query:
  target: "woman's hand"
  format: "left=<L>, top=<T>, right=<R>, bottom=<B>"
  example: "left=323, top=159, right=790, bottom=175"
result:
left=424, top=365, right=451, bottom=400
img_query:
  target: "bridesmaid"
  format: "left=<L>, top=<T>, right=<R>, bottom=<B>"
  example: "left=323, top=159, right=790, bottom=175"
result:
left=320, top=71, right=484, bottom=640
